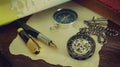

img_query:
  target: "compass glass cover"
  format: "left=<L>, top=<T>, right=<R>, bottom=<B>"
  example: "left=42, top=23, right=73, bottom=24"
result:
left=53, top=9, right=78, bottom=24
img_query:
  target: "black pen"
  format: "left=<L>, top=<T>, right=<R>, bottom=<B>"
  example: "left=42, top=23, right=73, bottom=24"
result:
left=17, top=28, right=41, bottom=55
left=16, top=21, right=57, bottom=48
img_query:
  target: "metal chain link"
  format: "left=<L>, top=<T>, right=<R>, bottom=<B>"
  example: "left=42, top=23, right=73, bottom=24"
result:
left=78, top=17, right=119, bottom=44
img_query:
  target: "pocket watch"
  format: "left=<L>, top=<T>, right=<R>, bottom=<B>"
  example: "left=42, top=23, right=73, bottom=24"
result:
left=67, top=33, right=96, bottom=60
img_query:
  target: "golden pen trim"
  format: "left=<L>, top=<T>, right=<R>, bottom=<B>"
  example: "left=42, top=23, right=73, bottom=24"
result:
left=17, top=28, right=41, bottom=55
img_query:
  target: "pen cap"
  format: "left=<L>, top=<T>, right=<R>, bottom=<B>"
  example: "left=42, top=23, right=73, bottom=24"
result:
left=17, top=28, right=40, bottom=54
left=17, top=28, right=29, bottom=43
left=26, top=37, right=40, bottom=54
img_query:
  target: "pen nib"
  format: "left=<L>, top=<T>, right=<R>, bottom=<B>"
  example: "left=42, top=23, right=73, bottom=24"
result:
left=49, top=41, right=57, bottom=48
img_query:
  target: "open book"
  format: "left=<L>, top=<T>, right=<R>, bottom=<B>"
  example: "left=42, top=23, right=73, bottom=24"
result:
left=0, top=0, right=70, bottom=26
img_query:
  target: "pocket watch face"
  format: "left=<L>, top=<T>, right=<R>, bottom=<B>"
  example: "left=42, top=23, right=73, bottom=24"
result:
left=72, top=38, right=92, bottom=55
left=67, top=34, right=96, bottom=60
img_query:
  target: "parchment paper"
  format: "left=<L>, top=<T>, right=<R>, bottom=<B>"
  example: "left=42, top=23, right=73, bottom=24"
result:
left=9, top=1, right=107, bottom=67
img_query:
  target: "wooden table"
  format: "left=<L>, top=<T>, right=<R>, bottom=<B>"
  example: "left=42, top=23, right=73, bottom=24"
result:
left=0, top=0, right=120, bottom=67
left=74, top=0, right=120, bottom=25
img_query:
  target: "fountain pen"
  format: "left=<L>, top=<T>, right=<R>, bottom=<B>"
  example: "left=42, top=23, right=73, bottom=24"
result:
left=16, top=21, right=57, bottom=48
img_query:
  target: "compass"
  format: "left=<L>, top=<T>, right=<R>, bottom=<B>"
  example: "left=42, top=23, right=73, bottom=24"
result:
left=67, top=34, right=96, bottom=60
left=53, top=9, right=78, bottom=24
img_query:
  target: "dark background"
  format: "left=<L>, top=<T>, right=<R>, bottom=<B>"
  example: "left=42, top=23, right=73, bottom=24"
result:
left=0, top=0, right=120, bottom=67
